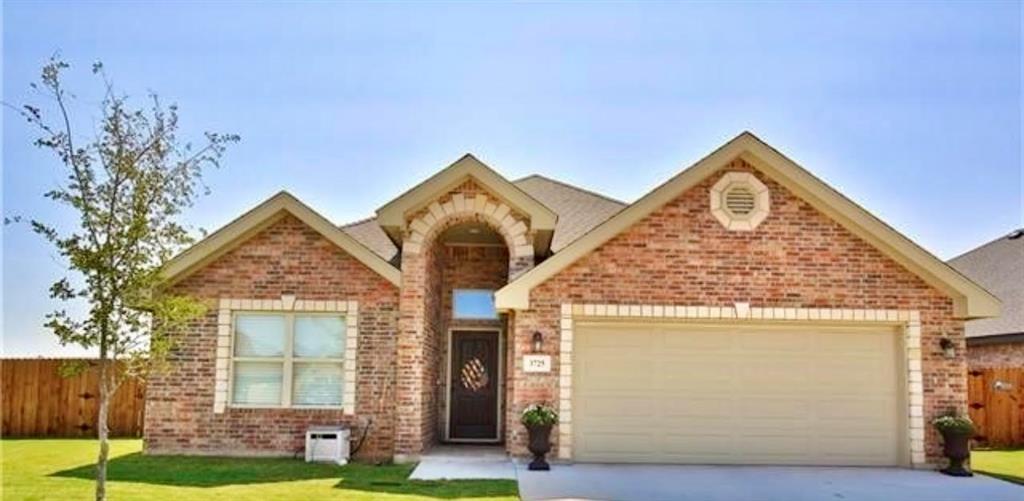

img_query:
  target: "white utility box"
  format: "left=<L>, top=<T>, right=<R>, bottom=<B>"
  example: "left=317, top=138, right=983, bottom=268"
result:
left=305, top=426, right=350, bottom=465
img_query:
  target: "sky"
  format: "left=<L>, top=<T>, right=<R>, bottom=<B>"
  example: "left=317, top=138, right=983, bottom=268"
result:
left=2, top=1, right=1021, bottom=357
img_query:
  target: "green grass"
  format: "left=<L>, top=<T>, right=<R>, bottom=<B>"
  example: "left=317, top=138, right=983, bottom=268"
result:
left=1, top=439, right=518, bottom=500
left=973, top=449, right=1024, bottom=486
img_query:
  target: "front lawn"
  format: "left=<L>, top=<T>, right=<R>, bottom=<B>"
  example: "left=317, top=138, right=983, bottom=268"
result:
left=973, top=448, right=1024, bottom=485
left=1, top=439, right=518, bottom=500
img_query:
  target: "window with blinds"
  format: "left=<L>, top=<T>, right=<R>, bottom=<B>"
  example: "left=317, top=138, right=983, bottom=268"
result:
left=231, top=313, right=346, bottom=408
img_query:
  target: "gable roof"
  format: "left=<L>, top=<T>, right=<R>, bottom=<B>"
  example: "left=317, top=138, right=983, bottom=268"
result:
left=341, top=174, right=625, bottom=262
left=949, top=229, right=1024, bottom=337
left=341, top=217, right=399, bottom=264
left=513, top=175, right=626, bottom=252
left=375, top=154, right=559, bottom=254
left=160, top=192, right=402, bottom=287
left=494, top=132, right=1001, bottom=319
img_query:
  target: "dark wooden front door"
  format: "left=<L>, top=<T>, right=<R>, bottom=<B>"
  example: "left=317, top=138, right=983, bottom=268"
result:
left=449, top=330, right=499, bottom=440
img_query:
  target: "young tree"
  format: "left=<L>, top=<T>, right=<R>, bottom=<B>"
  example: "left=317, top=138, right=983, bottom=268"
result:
left=14, top=58, right=238, bottom=500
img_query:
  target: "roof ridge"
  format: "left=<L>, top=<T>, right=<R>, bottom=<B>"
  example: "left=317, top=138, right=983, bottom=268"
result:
left=497, top=132, right=1000, bottom=318
left=948, top=227, right=1024, bottom=263
left=514, top=173, right=627, bottom=206
left=339, top=215, right=378, bottom=229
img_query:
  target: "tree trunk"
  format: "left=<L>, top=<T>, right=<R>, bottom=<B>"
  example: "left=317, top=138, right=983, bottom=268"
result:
left=95, top=353, right=110, bottom=501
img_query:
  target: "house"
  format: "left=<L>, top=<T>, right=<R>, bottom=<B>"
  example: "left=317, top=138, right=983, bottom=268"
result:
left=144, top=132, right=999, bottom=469
left=949, top=229, right=1024, bottom=369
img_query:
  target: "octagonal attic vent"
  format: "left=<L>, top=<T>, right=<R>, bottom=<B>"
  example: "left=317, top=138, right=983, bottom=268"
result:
left=710, top=172, right=770, bottom=231
left=724, top=186, right=757, bottom=216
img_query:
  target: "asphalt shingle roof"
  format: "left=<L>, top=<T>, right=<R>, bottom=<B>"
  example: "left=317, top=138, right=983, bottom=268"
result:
left=340, top=217, right=400, bottom=265
left=512, top=175, right=626, bottom=252
left=340, top=174, right=626, bottom=263
left=948, top=229, right=1024, bottom=338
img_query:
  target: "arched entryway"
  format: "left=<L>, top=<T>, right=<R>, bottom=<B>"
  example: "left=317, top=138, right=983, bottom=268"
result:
left=393, top=189, right=535, bottom=459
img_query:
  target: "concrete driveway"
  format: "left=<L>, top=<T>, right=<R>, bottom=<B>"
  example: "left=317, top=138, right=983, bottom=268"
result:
left=515, top=463, right=1024, bottom=501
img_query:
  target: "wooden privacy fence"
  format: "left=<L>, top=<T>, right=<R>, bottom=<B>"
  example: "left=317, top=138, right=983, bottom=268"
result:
left=968, top=367, right=1024, bottom=447
left=1, top=359, right=145, bottom=437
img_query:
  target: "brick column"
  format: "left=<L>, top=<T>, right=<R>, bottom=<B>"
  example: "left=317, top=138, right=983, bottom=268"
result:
left=395, top=249, right=426, bottom=462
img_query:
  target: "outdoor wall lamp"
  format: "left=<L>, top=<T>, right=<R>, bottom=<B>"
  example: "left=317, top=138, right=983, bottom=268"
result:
left=532, top=331, right=544, bottom=353
left=939, top=337, right=956, bottom=359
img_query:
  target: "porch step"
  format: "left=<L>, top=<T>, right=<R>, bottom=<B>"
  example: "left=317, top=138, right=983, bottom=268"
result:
left=409, top=445, right=516, bottom=480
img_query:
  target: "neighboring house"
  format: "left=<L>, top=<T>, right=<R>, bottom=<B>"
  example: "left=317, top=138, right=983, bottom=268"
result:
left=144, top=132, right=999, bottom=469
left=949, top=229, right=1024, bottom=369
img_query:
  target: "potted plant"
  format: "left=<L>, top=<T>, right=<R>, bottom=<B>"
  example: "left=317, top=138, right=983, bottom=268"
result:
left=932, top=411, right=975, bottom=477
left=521, top=404, right=558, bottom=470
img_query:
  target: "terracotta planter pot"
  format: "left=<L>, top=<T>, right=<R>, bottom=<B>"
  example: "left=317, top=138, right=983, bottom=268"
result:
left=938, top=428, right=973, bottom=477
left=526, top=424, right=553, bottom=471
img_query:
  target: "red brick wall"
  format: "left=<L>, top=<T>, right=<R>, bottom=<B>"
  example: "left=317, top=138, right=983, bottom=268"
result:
left=395, top=180, right=528, bottom=457
left=968, top=341, right=1024, bottom=369
left=149, top=159, right=969, bottom=466
left=420, top=239, right=445, bottom=448
left=438, top=245, right=509, bottom=437
left=144, top=215, right=400, bottom=460
left=509, top=159, right=965, bottom=465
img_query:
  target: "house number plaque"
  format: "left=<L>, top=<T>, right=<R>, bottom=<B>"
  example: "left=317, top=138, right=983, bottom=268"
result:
left=523, top=354, right=552, bottom=373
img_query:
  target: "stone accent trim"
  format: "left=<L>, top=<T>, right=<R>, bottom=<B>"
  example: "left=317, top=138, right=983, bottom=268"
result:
left=402, top=193, right=534, bottom=259
left=213, top=296, right=359, bottom=415
left=556, top=303, right=926, bottom=467
left=395, top=186, right=535, bottom=460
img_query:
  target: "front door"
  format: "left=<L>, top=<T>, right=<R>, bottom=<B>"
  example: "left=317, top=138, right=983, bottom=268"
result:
left=449, top=330, right=500, bottom=441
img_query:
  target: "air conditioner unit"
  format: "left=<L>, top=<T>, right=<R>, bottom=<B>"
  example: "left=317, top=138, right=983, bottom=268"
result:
left=305, top=426, right=350, bottom=465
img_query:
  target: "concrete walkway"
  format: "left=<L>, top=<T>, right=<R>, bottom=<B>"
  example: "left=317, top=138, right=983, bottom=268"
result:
left=516, top=463, right=1024, bottom=501
left=409, top=445, right=516, bottom=480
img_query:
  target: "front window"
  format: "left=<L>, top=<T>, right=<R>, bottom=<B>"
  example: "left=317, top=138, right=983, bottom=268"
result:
left=231, top=313, right=346, bottom=407
left=453, top=289, right=497, bottom=319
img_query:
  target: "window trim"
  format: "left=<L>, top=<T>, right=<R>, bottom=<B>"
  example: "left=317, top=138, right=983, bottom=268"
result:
left=214, top=297, right=358, bottom=415
left=452, top=289, right=498, bottom=320
left=228, top=311, right=347, bottom=410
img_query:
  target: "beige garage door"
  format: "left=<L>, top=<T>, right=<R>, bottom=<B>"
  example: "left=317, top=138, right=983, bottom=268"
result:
left=573, top=322, right=905, bottom=466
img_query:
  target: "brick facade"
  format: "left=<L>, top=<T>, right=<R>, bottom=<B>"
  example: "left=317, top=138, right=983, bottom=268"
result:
left=968, top=340, right=1024, bottom=369
left=438, top=245, right=509, bottom=438
left=144, top=215, right=399, bottom=461
left=148, top=155, right=973, bottom=468
left=395, top=180, right=531, bottom=459
left=508, top=159, right=965, bottom=466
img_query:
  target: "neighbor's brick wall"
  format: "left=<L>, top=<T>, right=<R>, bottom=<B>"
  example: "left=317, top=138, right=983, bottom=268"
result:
left=509, top=158, right=965, bottom=465
left=144, top=215, right=400, bottom=461
left=967, top=341, right=1024, bottom=369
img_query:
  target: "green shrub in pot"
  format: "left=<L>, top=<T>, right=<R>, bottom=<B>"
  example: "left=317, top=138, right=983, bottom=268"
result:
left=932, top=415, right=975, bottom=436
left=932, top=411, right=974, bottom=477
left=521, top=404, right=558, bottom=470
left=521, top=404, right=558, bottom=427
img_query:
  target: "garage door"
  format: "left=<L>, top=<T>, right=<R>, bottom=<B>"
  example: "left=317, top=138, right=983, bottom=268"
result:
left=573, top=322, right=905, bottom=466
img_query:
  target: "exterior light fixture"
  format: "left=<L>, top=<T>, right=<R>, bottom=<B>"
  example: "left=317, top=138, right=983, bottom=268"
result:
left=532, top=331, right=544, bottom=353
left=939, top=337, right=956, bottom=359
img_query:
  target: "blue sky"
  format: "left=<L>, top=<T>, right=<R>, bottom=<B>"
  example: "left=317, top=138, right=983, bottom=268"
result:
left=3, top=1, right=1021, bottom=356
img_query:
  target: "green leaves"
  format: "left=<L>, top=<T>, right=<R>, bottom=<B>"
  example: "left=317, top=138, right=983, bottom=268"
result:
left=19, top=56, right=237, bottom=384
left=933, top=414, right=975, bottom=435
left=521, top=404, right=559, bottom=427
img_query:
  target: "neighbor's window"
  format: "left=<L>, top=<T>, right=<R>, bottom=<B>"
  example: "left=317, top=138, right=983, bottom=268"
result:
left=231, top=313, right=346, bottom=408
left=453, top=289, right=497, bottom=319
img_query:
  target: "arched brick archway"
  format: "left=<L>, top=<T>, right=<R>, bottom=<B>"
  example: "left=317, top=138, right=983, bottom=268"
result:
left=393, top=190, right=535, bottom=460
left=401, top=192, right=534, bottom=279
